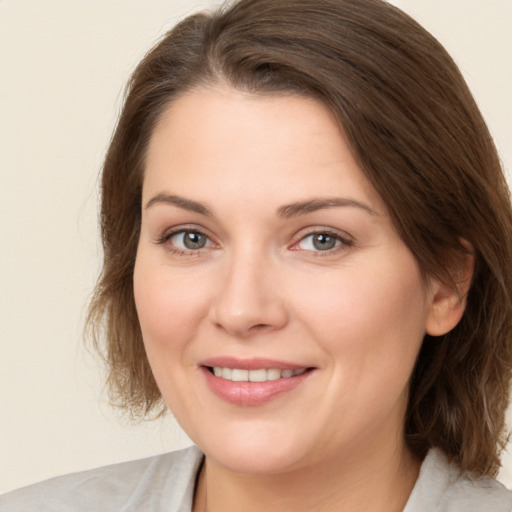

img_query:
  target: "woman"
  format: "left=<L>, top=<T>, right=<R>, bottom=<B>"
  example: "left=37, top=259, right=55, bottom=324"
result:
left=1, top=0, right=511, bottom=510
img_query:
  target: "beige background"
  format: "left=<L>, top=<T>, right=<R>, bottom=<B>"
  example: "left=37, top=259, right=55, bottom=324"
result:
left=1, top=0, right=511, bottom=493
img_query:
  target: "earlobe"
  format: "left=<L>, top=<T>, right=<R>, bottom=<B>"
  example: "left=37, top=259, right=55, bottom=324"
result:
left=425, top=245, right=474, bottom=337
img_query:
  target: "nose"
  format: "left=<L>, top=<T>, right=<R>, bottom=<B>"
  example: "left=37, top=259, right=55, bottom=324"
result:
left=209, top=250, right=289, bottom=338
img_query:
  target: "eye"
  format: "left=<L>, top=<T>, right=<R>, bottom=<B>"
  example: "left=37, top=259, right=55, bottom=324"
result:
left=169, top=230, right=212, bottom=250
left=294, top=230, right=352, bottom=253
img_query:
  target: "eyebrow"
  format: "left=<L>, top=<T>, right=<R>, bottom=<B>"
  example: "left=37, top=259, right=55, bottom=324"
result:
left=277, top=198, right=377, bottom=218
left=144, top=193, right=377, bottom=218
left=145, top=193, right=212, bottom=216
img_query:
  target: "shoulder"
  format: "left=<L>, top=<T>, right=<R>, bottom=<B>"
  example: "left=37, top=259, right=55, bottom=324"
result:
left=0, top=445, right=203, bottom=512
left=405, top=448, right=512, bottom=512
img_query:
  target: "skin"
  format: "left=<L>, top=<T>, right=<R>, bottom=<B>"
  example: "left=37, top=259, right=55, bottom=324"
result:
left=133, top=86, right=468, bottom=511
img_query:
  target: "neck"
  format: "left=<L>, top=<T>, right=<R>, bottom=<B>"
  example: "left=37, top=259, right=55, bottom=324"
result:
left=193, top=437, right=421, bottom=512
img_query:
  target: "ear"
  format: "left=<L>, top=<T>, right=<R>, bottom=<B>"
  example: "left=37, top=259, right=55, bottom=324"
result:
left=425, top=242, right=474, bottom=337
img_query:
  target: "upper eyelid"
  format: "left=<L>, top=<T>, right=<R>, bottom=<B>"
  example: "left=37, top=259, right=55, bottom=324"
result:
left=288, top=228, right=354, bottom=255
left=156, top=227, right=217, bottom=256
left=154, top=224, right=353, bottom=249
left=163, top=226, right=351, bottom=240
left=293, top=226, right=353, bottom=242
left=154, top=225, right=215, bottom=247
left=160, top=224, right=210, bottom=238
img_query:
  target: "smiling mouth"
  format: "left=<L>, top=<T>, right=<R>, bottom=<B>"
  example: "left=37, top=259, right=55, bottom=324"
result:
left=208, top=367, right=308, bottom=382
left=202, top=365, right=314, bottom=406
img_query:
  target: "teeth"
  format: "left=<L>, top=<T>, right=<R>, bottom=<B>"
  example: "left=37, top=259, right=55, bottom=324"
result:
left=267, top=368, right=282, bottom=381
left=249, top=369, right=267, bottom=382
left=231, top=369, right=249, bottom=382
left=211, top=367, right=307, bottom=382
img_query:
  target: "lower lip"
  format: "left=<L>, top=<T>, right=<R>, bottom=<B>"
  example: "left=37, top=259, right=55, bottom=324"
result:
left=201, top=367, right=312, bottom=406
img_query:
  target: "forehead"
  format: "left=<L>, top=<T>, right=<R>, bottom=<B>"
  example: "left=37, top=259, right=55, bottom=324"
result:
left=143, top=86, right=385, bottom=215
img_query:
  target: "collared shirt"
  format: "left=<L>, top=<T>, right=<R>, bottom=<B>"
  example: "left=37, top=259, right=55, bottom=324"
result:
left=1, top=446, right=511, bottom=511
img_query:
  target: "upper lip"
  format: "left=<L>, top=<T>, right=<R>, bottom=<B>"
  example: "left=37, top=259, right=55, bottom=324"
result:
left=199, top=356, right=312, bottom=371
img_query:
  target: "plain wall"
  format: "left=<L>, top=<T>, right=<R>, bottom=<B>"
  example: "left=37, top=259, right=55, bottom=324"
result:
left=1, top=0, right=511, bottom=493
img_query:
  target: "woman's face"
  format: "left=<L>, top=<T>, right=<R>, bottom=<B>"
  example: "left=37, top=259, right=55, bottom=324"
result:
left=134, top=86, right=440, bottom=474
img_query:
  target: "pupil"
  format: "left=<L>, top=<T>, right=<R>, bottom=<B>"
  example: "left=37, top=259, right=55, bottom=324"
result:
left=313, top=234, right=336, bottom=251
left=184, top=232, right=206, bottom=249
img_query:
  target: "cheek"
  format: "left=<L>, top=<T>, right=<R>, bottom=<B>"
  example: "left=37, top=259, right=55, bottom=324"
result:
left=291, top=252, right=429, bottom=380
left=132, top=253, right=213, bottom=415
left=133, top=254, right=211, bottom=355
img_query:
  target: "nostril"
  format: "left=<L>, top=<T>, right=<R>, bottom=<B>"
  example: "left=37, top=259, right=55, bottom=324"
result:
left=249, top=323, right=271, bottom=332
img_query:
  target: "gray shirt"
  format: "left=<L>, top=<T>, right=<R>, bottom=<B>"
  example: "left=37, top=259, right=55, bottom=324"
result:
left=1, top=446, right=511, bottom=511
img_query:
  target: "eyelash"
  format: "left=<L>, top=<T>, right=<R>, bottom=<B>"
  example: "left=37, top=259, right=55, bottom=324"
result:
left=291, top=228, right=354, bottom=256
left=155, top=226, right=214, bottom=256
left=155, top=227, right=354, bottom=257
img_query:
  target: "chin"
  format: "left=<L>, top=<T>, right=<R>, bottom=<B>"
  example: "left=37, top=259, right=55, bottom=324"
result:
left=209, top=447, right=305, bottom=475
left=192, top=424, right=309, bottom=475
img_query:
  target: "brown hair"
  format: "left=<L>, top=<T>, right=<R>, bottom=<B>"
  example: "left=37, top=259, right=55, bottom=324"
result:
left=88, top=0, right=512, bottom=476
